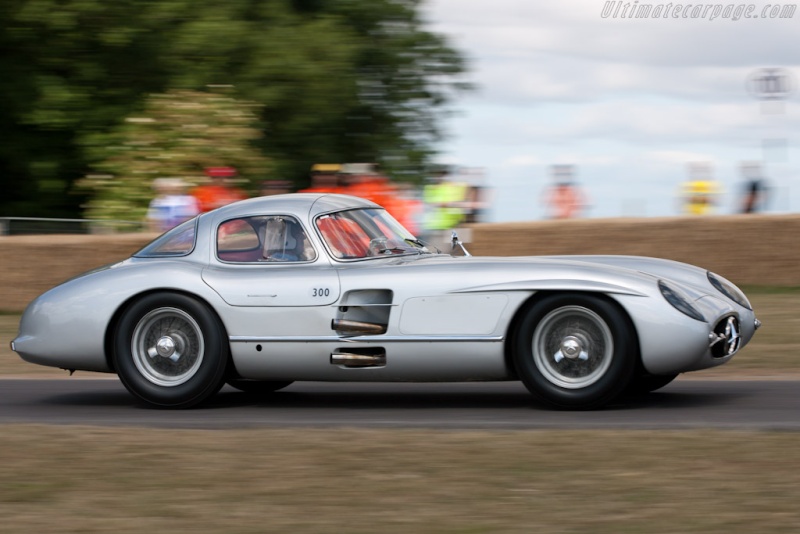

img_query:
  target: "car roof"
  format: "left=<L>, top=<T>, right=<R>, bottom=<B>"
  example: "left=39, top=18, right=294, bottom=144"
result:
left=205, top=193, right=381, bottom=222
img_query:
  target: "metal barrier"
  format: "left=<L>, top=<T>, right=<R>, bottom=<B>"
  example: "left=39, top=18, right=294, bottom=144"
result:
left=0, top=217, right=145, bottom=236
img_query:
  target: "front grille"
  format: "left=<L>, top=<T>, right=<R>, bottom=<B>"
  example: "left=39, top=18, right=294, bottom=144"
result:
left=711, top=316, right=741, bottom=358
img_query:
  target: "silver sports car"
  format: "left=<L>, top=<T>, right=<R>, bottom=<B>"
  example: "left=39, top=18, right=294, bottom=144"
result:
left=12, top=194, right=759, bottom=409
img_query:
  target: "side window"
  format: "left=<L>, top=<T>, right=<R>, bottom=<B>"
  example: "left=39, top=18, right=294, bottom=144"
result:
left=218, top=219, right=259, bottom=252
left=262, top=217, right=317, bottom=262
left=134, top=218, right=197, bottom=257
left=217, top=216, right=317, bottom=263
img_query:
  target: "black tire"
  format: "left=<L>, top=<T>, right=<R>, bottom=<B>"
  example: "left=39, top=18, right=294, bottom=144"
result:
left=625, top=374, right=678, bottom=396
left=113, top=293, right=229, bottom=408
left=226, top=379, right=293, bottom=394
left=512, top=293, right=636, bottom=409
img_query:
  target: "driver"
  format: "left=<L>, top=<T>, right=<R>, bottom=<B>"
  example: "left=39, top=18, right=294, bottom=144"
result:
left=263, top=218, right=315, bottom=262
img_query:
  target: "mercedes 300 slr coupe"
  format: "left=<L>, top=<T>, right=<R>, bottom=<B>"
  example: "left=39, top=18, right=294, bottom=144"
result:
left=12, top=194, right=759, bottom=409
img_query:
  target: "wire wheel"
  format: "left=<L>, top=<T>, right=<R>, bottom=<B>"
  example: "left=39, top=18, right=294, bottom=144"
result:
left=131, top=307, right=205, bottom=387
left=114, top=293, right=229, bottom=408
left=513, top=293, right=636, bottom=409
left=532, top=305, right=614, bottom=389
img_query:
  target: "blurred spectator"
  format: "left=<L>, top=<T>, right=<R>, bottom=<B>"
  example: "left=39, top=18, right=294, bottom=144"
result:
left=681, top=163, right=721, bottom=215
left=300, top=164, right=342, bottom=194
left=340, top=163, right=393, bottom=210
left=739, top=161, right=769, bottom=214
left=456, top=167, right=490, bottom=224
left=193, top=166, right=247, bottom=212
left=542, top=164, right=587, bottom=219
left=422, top=166, right=469, bottom=250
left=463, top=185, right=488, bottom=223
left=393, top=182, right=424, bottom=235
left=338, top=163, right=420, bottom=234
left=147, top=178, right=199, bottom=232
left=260, top=180, right=294, bottom=197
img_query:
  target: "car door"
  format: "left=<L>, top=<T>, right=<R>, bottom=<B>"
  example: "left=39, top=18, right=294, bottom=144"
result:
left=201, top=215, right=340, bottom=308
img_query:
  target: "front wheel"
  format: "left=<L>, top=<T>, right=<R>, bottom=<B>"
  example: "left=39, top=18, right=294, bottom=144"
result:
left=512, top=293, right=636, bottom=409
left=113, top=293, right=229, bottom=408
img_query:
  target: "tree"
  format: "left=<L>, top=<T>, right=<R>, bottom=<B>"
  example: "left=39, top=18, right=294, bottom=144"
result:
left=0, top=0, right=471, bottom=218
left=78, top=89, right=269, bottom=224
left=0, top=0, right=183, bottom=217
left=160, top=0, right=472, bottom=184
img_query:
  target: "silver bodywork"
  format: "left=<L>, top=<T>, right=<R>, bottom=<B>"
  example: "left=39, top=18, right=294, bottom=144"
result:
left=12, top=194, right=758, bottom=402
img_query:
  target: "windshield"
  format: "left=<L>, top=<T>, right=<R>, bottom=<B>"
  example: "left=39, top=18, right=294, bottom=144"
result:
left=134, top=217, right=197, bottom=257
left=315, top=208, right=431, bottom=260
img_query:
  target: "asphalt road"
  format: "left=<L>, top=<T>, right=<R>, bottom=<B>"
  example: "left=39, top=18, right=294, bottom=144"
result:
left=1, top=378, right=799, bottom=430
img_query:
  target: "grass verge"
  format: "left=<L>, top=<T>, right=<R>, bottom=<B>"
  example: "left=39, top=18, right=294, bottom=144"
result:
left=1, top=426, right=799, bottom=533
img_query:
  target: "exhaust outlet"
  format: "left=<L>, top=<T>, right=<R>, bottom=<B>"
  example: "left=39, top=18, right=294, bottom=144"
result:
left=331, top=319, right=386, bottom=335
left=330, top=352, right=387, bottom=367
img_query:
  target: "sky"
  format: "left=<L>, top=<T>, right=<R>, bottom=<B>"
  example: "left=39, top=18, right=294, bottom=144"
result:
left=422, top=0, right=800, bottom=222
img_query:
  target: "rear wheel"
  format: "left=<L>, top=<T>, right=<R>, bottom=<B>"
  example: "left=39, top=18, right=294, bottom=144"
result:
left=512, top=293, right=636, bottom=409
left=114, top=293, right=229, bottom=408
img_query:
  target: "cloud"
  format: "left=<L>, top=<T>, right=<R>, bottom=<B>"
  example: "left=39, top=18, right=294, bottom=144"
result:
left=425, top=0, right=800, bottom=101
left=427, top=0, right=799, bottom=63
left=501, top=154, right=544, bottom=167
left=422, top=0, right=800, bottom=219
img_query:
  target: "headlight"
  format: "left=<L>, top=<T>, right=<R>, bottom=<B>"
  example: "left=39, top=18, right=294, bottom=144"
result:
left=658, top=280, right=705, bottom=322
left=707, top=272, right=752, bottom=310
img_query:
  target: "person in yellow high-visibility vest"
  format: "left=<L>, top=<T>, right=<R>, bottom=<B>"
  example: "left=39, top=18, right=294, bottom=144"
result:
left=681, top=163, right=721, bottom=215
left=682, top=180, right=720, bottom=215
left=422, top=168, right=468, bottom=252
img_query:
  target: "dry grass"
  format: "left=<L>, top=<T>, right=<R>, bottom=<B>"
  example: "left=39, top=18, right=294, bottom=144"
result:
left=0, top=426, right=799, bottom=533
left=736, top=289, right=800, bottom=368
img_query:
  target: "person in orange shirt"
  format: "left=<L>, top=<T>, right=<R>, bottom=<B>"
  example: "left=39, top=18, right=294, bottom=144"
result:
left=338, top=163, right=420, bottom=231
left=542, top=164, right=587, bottom=219
left=341, top=165, right=393, bottom=208
left=193, top=167, right=247, bottom=213
left=259, top=180, right=294, bottom=197
left=299, top=164, right=343, bottom=194
left=391, top=182, right=423, bottom=235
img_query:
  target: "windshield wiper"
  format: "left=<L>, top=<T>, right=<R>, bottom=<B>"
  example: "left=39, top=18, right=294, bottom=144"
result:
left=404, top=238, right=435, bottom=253
left=379, top=246, right=422, bottom=256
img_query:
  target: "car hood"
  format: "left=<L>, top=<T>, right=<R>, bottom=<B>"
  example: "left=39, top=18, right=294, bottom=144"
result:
left=541, top=254, right=710, bottom=284
left=393, top=252, right=701, bottom=276
left=376, top=253, right=717, bottom=299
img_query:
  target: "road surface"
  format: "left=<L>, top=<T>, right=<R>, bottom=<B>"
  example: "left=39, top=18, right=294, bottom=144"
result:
left=1, top=378, right=799, bottom=430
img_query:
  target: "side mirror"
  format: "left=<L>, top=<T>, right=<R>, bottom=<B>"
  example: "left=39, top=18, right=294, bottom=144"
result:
left=450, top=230, right=471, bottom=257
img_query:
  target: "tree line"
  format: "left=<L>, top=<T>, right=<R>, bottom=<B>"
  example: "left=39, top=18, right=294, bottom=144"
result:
left=0, top=0, right=470, bottom=219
